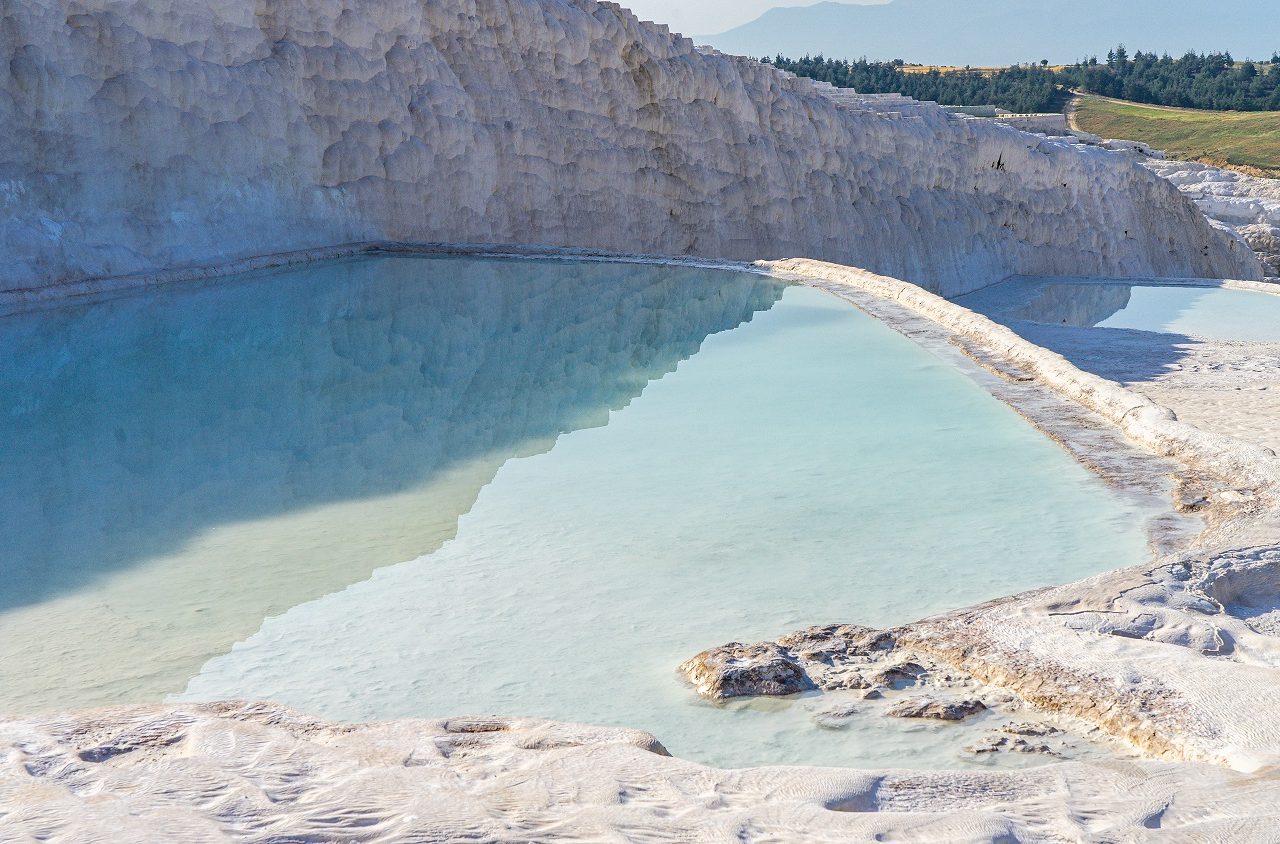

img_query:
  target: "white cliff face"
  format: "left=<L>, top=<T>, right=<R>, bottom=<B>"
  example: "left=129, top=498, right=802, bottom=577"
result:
left=0, top=0, right=1261, bottom=296
left=1144, top=160, right=1280, bottom=278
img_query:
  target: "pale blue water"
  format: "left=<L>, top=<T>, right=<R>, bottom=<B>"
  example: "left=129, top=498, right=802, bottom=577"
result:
left=0, top=256, right=1155, bottom=769
left=959, top=279, right=1280, bottom=342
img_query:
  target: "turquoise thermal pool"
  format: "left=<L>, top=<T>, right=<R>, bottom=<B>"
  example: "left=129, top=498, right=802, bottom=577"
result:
left=0, top=256, right=1157, bottom=769
left=958, top=279, right=1280, bottom=342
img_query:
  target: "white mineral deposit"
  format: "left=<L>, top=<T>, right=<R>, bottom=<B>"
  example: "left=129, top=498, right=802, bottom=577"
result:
left=4, top=1, right=1280, bottom=842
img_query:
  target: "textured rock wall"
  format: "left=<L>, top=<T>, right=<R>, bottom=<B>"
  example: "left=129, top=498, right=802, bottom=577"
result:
left=1145, top=160, right=1280, bottom=278
left=0, top=0, right=1262, bottom=295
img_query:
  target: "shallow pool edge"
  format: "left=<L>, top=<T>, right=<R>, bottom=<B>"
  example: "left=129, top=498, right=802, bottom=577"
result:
left=745, top=256, right=1280, bottom=772
left=10, top=242, right=1280, bottom=778
left=0, top=241, right=767, bottom=319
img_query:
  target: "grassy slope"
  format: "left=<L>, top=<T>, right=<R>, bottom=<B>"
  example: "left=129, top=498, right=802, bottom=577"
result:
left=1072, top=95, right=1280, bottom=175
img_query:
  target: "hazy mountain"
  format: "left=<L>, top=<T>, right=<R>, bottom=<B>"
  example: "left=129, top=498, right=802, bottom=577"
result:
left=701, top=0, right=1280, bottom=66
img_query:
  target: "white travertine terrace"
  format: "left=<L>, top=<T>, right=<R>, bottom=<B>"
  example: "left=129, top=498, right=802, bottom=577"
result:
left=961, top=273, right=1280, bottom=455
left=745, top=261, right=1280, bottom=767
left=1144, top=159, right=1280, bottom=277
left=0, top=0, right=1261, bottom=296
left=766, top=260, right=1280, bottom=492
left=6, top=0, right=1280, bottom=840
left=8, top=248, right=1280, bottom=839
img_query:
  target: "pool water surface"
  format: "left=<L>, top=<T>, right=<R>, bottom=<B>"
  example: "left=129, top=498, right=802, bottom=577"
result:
left=957, top=278, right=1280, bottom=342
left=0, top=256, right=1158, bottom=768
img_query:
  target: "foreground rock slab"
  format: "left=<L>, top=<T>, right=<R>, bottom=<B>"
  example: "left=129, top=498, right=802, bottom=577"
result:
left=679, top=641, right=814, bottom=699
left=6, top=702, right=1280, bottom=842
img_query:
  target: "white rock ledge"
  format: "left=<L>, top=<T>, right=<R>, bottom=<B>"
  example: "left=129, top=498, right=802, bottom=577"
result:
left=679, top=257, right=1280, bottom=784
left=1144, top=159, right=1280, bottom=278
left=763, top=258, right=1280, bottom=491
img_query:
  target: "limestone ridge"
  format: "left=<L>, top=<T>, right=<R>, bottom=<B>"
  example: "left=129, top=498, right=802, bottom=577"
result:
left=0, top=0, right=1262, bottom=295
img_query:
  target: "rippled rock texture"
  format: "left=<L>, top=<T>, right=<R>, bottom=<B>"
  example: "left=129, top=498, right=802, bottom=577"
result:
left=7, top=702, right=1280, bottom=841
left=0, top=0, right=1260, bottom=295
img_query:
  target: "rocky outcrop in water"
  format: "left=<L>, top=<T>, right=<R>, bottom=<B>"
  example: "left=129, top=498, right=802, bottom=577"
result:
left=678, top=642, right=813, bottom=699
left=886, top=696, right=987, bottom=721
left=0, top=0, right=1260, bottom=295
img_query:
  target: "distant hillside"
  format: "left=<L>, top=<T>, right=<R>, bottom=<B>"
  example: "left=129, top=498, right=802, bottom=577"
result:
left=702, top=0, right=1280, bottom=66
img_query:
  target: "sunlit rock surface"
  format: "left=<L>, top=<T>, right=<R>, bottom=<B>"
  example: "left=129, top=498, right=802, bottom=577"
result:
left=1144, top=160, right=1280, bottom=278
left=678, top=641, right=815, bottom=700
left=0, top=0, right=1260, bottom=296
left=4, top=702, right=1280, bottom=842
left=886, top=697, right=987, bottom=721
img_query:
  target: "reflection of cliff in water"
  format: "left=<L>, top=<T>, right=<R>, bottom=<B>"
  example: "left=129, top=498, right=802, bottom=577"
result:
left=1007, top=283, right=1134, bottom=327
left=0, top=256, right=784, bottom=712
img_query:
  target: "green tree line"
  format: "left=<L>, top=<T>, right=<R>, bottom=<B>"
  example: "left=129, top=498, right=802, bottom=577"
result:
left=768, top=48, right=1280, bottom=113
left=1059, top=47, right=1280, bottom=110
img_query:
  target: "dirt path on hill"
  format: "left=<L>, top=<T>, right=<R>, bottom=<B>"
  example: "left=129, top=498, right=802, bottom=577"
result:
left=1063, top=94, right=1083, bottom=131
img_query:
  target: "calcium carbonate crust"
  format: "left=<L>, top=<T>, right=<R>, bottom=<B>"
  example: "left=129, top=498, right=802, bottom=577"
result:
left=3, top=0, right=1279, bottom=839
left=7, top=701, right=1280, bottom=842
left=686, top=258, right=1280, bottom=780
left=0, top=0, right=1261, bottom=296
left=1144, top=159, right=1280, bottom=278
left=764, top=259, right=1280, bottom=492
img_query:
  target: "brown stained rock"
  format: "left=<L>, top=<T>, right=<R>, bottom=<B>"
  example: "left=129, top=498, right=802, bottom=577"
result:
left=777, top=624, right=894, bottom=664
left=965, top=734, right=1058, bottom=756
left=873, top=662, right=929, bottom=690
left=678, top=642, right=814, bottom=700
left=681, top=624, right=902, bottom=700
left=1001, top=722, right=1062, bottom=738
left=885, top=697, right=987, bottom=722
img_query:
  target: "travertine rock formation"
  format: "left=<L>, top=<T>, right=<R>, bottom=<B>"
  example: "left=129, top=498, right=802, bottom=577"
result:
left=885, top=697, right=987, bottom=721
left=692, top=259, right=1280, bottom=777
left=0, top=0, right=1260, bottom=296
left=5, top=702, right=1280, bottom=841
left=1145, top=160, right=1280, bottom=278
left=678, top=641, right=815, bottom=699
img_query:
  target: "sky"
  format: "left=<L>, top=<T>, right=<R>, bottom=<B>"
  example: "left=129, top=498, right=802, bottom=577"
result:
left=620, top=1, right=884, bottom=37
